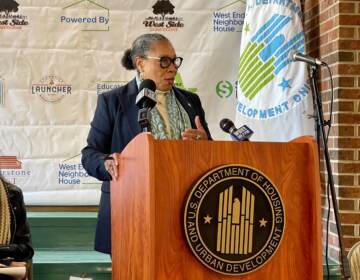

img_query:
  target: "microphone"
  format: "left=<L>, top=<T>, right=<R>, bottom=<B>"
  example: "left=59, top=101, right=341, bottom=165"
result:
left=220, top=118, right=253, bottom=141
left=136, top=79, right=157, bottom=132
left=136, top=79, right=157, bottom=110
left=289, top=50, right=326, bottom=66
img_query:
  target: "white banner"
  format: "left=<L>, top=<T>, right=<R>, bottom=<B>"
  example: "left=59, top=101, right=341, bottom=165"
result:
left=0, top=0, right=246, bottom=205
left=235, top=0, right=314, bottom=142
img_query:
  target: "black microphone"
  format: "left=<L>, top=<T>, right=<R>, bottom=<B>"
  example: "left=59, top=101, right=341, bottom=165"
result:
left=136, top=79, right=157, bottom=132
left=290, top=50, right=326, bottom=66
left=136, top=79, right=157, bottom=109
left=220, top=118, right=253, bottom=141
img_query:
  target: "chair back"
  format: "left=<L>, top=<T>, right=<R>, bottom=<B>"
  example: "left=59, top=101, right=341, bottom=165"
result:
left=348, top=241, right=360, bottom=280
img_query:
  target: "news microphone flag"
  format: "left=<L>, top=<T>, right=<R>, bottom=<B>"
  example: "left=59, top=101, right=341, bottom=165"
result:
left=235, top=1, right=315, bottom=141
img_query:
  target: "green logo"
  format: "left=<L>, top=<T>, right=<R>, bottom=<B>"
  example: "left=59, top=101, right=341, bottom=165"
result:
left=216, top=80, right=233, bottom=98
left=175, top=73, right=198, bottom=93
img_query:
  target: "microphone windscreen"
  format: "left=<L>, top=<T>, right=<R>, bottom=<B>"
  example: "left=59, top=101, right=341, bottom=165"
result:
left=139, top=79, right=156, bottom=92
left=219, top=118, right=235, bottom=134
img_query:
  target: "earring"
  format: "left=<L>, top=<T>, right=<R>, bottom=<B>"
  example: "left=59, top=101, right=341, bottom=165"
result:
left=139, top=72, right=144, bottom=81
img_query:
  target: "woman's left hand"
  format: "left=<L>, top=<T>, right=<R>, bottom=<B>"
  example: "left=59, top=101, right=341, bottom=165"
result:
left=182, top=116, right=208, bottom=141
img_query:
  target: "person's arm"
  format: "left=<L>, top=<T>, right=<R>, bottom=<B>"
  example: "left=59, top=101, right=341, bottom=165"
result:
left=191, top=93, right=212, bottom=140
left=0, top=186, right=34, bottom=262
left=81, top=93, right=114, bottom=181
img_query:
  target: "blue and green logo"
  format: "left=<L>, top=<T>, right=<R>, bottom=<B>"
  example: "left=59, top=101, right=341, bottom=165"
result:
left=237, top=8, right=311, bottom=120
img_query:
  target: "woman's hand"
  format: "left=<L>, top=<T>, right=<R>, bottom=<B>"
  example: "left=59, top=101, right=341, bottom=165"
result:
left=182, top=116, right=208, bottom=141
left=104, top=153, right=120, bottom=180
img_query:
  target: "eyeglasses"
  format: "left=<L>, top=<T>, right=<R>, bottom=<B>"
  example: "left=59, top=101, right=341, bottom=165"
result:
left=146, top=56, right=183, bottom=69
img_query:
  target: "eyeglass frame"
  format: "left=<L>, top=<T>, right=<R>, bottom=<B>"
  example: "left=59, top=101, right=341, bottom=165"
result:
left=145, top=56, right=183, bottom=69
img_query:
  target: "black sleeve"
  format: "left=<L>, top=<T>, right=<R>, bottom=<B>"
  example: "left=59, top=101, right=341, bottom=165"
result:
left=81, top=93, right=114, bottom=181
left=191, top=93, right=212, bottom=140
left=2, top=187, right=34, bottom=261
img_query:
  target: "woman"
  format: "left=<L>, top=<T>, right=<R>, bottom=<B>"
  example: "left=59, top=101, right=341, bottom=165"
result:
left=82, top=33, right=212, bottom=255
left=0, top=174, right=34, bottom=265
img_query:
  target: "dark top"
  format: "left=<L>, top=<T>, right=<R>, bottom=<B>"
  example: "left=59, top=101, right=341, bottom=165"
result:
left=0, top=180, right=34, bottom=263
left=81, top=78, right=211, bottom=254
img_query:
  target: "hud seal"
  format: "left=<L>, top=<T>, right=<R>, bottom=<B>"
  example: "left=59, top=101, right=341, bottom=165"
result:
left=184, top=164, right=285, bottom=275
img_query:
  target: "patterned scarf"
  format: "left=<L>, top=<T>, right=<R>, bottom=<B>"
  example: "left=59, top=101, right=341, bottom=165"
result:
left=150, top=89, right=192, bottom=140
left=0, top=179, right=11, bottom=245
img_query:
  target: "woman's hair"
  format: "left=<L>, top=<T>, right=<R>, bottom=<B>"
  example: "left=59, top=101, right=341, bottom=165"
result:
left=121, top=33, right=169, bottom=71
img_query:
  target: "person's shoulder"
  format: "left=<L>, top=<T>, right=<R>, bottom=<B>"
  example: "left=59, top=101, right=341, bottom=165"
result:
left=173, top=86, right=201, bottom=101
left=3, top=180, right=23, bottom=198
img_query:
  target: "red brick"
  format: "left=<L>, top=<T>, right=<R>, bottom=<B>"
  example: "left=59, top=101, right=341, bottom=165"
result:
left=336, top=162, right=360, bottom=173
left=337, top=88, right=360, bottom=100
left=338, top=187, right=360, bottom=198
left=344, top=237, right=360, bottom=251
left=320, top=18, right=336, bottom=33
left=339, top=3, right=356, bottom=13
left=338, top=40, right=360, bottom=51
left=334, top=101, right=355, bottom=112
left=339, top=15, right=360, bottom=26
left=338, top=138, right=360, bottom=148
left=339, top=199, right=355, bottom=211
left=341, top=224, right=355, bottom=236
left=339, top=27, right=355, bottom=39
left=338, top=64, right=360, bottom=75
left=333, top=174, right=355, bottom=186
left=329, top=149, right=355, bottom=160
left=337, top=113, right=360, bottom=124
left=341, top=212, right=360, bottom=224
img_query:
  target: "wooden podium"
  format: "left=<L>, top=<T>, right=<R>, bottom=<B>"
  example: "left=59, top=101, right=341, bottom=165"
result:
left=111, top=133, right=322, bottom=279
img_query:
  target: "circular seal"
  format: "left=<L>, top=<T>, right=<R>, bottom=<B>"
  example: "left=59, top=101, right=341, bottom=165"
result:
left=183, top=164, right=285, bottom=275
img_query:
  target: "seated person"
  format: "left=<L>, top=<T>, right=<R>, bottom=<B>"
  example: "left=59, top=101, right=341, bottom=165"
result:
left=0, top=174, right=34, bottom=278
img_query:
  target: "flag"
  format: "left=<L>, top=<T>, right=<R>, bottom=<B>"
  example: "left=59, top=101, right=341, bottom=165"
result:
left=235, top=1, right=314, bottom=142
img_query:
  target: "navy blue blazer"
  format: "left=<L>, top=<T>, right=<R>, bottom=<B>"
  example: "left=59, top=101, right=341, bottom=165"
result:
left=81, top=78, right=211, bottom=254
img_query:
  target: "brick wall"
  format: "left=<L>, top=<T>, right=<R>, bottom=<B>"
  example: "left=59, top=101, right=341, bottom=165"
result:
left=304, top=0, right=360, bottom=262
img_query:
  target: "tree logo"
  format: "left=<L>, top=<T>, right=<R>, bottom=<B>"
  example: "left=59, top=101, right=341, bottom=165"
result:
left=143, top=0, right=184, bottom=32
left=152, top=0, right=174, bottom=20
left=0, top=0, right=29, bottom=29
left=0, top=0, right=19, bottom=15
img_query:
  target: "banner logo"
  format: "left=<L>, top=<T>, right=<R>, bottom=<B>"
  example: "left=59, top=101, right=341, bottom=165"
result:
left=0, top=0, right=29, bottom=30
left=0, top=156, right=31, bottom=184
left=143, top=0, right=184, bottom=32
left=175, top=73, right=197, bottom=93
left=216, top=80, right=234, bottom=98
left=213, top=0, right=246, bottom=33
left=96, top=80, right=127, bottom=95
left=31, top=75, right=72, bottom=103
left=61, top=0, right=110, bottom=31
left=237, top=7, right=310, bottom=120
left=0, top=77, right=5, bottom=106
left=184, top=165, right=285, bottom=275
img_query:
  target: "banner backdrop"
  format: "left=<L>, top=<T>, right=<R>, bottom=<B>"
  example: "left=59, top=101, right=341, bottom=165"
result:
left=0, top=0, right=246, bottom=205
left=235, top=0, right=315, bottom=141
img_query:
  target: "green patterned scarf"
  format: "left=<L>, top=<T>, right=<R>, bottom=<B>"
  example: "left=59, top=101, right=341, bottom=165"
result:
left=150, top=89, right=191, bottom=140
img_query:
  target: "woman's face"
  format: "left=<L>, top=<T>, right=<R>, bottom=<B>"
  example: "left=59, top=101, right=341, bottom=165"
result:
left=137, top=40, right=178, bottom=92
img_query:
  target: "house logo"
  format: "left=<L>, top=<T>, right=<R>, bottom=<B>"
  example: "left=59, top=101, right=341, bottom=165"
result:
left=31, top=75, right=72, bottom=103
left=184, top=164, right=285, bottom=275
left=0, top=77, right=5, bottom=106
left=0, top=156, right=21, bottom=169
left=213, top=0, right=245, bottom=32
left=236, top=4, right=311, bottom=120
left=143, top=0, right=184, bottom=32
left=0, top=156, right=31, bottom=184
left=0, top=0, right=29, bottom=30
left=61, top=0, right=110, bottom=31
